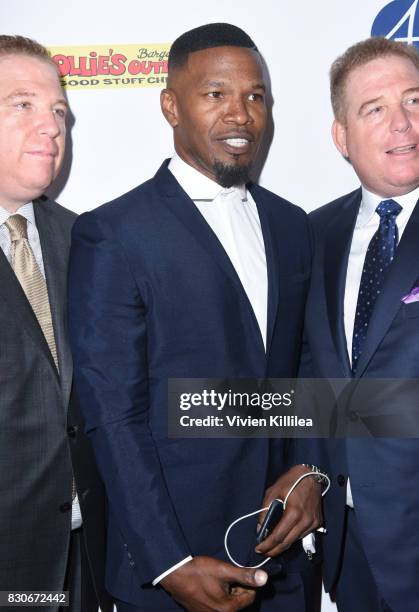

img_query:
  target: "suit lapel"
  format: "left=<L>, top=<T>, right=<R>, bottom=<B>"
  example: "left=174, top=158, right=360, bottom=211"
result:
left=34, top=198, right=72, bottom=406
left=324, top=189, right=361, bottom=377
left=156, top=163, right=266, bottom=352
left=355, top=198, right=419, bottom=377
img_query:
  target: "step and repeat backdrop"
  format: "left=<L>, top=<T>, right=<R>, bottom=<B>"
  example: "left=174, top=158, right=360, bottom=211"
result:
left=2, top=1, right=418, bottom=610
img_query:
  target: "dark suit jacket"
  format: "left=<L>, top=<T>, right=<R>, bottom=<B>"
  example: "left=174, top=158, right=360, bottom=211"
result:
left=300, top=187, right=419, bottom=612
left=68, top=161, right=313, bottom=608
left=0, top=196, right=110, bottom=610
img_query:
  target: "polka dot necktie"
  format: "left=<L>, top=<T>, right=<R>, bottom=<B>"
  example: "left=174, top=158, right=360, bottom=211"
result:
left=351, top=199, right=402, bottom=374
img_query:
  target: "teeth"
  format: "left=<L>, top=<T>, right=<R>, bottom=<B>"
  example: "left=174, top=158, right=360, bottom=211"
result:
left=390, top=145, right=416, bottom=153
left=224, top=138, right=249, bottom=147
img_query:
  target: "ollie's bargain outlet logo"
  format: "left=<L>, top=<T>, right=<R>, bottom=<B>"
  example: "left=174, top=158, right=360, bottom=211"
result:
left=49, top=44, right=170, bottom=89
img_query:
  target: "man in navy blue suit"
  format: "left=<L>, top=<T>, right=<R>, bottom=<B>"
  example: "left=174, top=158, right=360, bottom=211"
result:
left=301, top=38, right=419, bottom=612
left=68, top=23, right=323, bottom=611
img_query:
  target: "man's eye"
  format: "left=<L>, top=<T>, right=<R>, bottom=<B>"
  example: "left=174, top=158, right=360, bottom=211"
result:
left=367, top=106, right=382, bottom=115
left=16, top=101, right=31, bottom=110
left=405, top=97, right=419, bottom=106
left=248, top=93, right=264, bottom=102
left=208, top=91, right=222, bottom=99
left=53, top=107, right=67, bottom=118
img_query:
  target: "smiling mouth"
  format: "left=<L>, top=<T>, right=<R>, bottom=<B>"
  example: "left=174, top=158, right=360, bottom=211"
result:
left=218, top=136, right=254, bottom=156
left=386, top=144, right=417, bottom=154
left=223, top=138, right=251, bottom=148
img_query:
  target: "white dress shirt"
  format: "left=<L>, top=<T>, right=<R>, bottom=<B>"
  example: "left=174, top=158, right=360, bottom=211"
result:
left=169, top=153, right=268, bottom=348
left=343, top=185, right=419, bottom=507
left=0, top=202, right=82, bottom=529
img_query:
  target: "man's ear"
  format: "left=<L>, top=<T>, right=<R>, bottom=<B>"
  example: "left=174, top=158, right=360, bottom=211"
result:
left=332, top=119, right=349, bottom=159
left=160, top=88, right=179, bottom=128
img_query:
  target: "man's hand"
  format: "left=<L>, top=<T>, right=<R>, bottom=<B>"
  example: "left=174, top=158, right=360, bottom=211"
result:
left=255, top=464, right=323, bottom=557
left=160, top=556, right=268, bottom=611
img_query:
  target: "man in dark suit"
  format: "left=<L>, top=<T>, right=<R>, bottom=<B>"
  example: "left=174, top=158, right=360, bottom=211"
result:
left=300, top=37, right=419, bottom=612
left=68, top=23, right=323, bottom=612
left=0, top=35, right=111, bottom=611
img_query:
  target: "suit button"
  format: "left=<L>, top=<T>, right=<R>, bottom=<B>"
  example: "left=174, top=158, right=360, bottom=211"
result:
left=337, top=475, right=345, bottom=487
left=67, top=425, right=78, bottom=438
left=59, top=501, right=72, bottom=513
left=348, top=411, right=359, bottom=421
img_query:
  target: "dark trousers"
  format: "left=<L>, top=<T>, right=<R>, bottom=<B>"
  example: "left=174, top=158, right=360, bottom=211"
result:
left=335, top=509, right=393, bottom=612
left=61, top=528, right=98, bottom=612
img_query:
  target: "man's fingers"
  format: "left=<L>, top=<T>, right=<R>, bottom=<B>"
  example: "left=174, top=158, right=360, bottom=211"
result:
left=235, top=567, right=268, bottom=588
left=228, top=587, right=257, bottom=610
left=255, top=505, right=319, bottom=556
left=261, top=522, right=308, bottom=557
left=256, top=519, right=317, bottom=558
left=220, top=562, right=268, bottom=588
left=255, top=529, right=286, bottom=556
left=255, top=508, right=296, bottom=554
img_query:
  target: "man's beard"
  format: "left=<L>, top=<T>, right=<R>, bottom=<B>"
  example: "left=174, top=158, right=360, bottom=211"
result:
left=213, top=159, right=252, bottom=188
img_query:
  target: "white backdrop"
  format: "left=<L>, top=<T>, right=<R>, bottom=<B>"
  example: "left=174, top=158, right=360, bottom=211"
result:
left=1, top=0, right=393, bottom=213
left=1, top=1, right=409, bottom=610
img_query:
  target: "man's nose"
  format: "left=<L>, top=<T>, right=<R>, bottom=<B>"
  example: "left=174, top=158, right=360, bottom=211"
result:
left=390, top=105, right=411, bottom=133
left=224, top=96, right=252, bottom=125
left=37, top=109, right=62, bottom=138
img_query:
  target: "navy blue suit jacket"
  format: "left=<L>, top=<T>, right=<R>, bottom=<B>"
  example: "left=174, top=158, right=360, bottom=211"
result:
left=300, top=187, right=419, bottom=612
left=68, top=161, right=312, bottom=608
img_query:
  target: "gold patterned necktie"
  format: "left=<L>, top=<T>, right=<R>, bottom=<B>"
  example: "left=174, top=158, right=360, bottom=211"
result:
left=5, top=214, right=58, bottom=369
left=5, top=215, right=75, bottom=499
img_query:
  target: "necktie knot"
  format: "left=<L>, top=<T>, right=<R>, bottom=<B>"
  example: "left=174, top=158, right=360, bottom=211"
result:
left=5, top=214, right=28, bottom=241
left=376, top=199, right=402, bottom=219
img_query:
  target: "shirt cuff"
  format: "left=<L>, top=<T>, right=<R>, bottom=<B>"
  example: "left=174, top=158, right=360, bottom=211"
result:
left=302, top=533, right=316, bottom=555
left=152, top=556, right=193, bottom=586
left=346, top=477, right=354, bottom=508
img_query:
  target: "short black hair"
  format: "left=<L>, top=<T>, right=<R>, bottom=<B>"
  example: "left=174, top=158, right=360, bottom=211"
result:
left=168, top=23, right=258, bottom=71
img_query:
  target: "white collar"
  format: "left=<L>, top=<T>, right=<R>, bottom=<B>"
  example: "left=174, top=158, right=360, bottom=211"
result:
left=168, top=153, right=247, bottom=202
left=0, top=201, right=36, bottom=227
left=358, top=185, right=419, bottom=227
